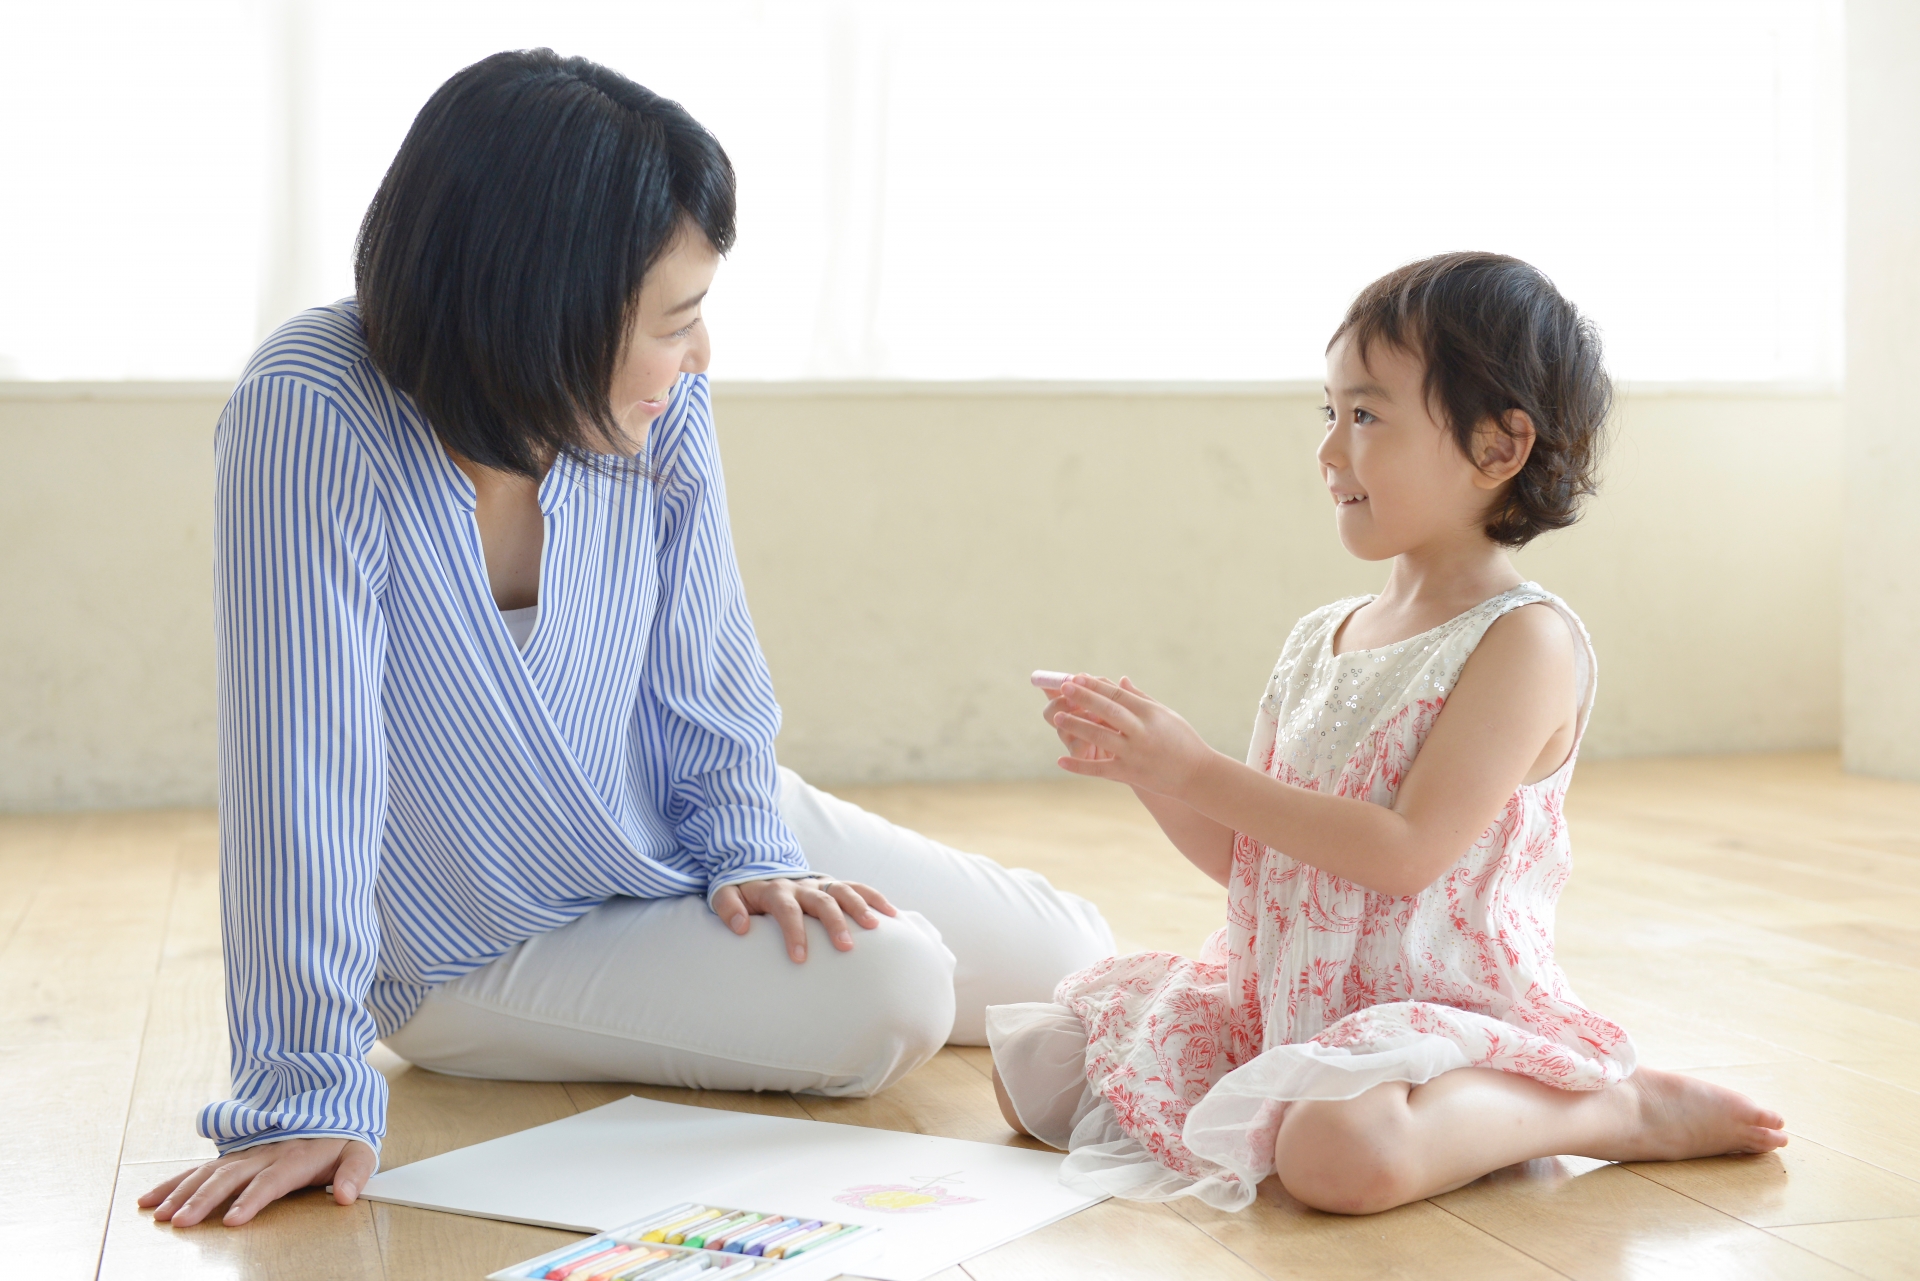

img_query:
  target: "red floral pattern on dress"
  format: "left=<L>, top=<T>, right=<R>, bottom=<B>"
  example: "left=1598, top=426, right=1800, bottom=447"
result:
left=1053, top=589, right=1632, bottom=1189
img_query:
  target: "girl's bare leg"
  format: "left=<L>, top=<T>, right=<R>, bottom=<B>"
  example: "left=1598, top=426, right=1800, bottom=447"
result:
left=1274, top=1066, right=1788, bottom=1215
left=992, top=1065, right=1033, bottom=1137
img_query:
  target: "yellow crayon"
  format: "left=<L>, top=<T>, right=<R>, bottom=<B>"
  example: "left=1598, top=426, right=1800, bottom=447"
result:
left=640, top=1206, right=721, bottom=1243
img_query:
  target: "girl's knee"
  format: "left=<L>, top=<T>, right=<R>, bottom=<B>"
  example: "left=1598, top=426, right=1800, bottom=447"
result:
left=1274, top=1093, right=1421, bottom=1215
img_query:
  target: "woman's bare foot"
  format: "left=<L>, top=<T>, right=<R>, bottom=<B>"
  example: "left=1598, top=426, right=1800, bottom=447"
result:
left=1603, top=1067, right=1788, bottom=1162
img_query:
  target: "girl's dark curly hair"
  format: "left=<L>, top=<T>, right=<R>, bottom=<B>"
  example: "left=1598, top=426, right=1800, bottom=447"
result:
left=1328, top=252, right=1611, bottom=547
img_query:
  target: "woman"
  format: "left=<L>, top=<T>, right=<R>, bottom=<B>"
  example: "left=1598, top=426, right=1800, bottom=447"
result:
left=142, top=49, right=1112, bottom=1229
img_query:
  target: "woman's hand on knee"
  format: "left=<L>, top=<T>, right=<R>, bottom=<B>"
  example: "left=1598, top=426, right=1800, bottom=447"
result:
left=138, top=1136, right=378, bottom=1228
left=712, top=876, right=898, bottom=963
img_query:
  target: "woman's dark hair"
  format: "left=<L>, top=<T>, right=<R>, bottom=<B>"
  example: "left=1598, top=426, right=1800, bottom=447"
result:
left=1328, top=252, right=1611, bottom=547
left=355, top=49, right=736, bottom=477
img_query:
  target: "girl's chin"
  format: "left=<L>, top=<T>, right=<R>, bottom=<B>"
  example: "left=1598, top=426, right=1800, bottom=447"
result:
left=1333, top=518, right=1399, bottom=562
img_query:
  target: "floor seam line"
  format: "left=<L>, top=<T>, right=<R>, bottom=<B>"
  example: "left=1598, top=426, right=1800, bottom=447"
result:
left=95, top=837, right=187, bottom=1279
left=1754, top=1223, right=1880, bottom=1279
left=1424, top=1195, right=1579, bottom=1279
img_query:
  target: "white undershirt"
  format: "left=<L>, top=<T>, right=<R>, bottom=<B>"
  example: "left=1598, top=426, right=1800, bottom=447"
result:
left=501, top=605, right=539, bottom=651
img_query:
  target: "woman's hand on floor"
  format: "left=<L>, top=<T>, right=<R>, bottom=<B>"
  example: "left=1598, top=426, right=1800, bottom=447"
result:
left=138, top=1136, right=378, bottom=1228
left=713, top=876, right=898, bottom=963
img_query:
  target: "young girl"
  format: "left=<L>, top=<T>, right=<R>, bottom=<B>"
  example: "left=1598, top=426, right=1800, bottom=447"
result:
left=986, top=252, right=1788, bottom=1215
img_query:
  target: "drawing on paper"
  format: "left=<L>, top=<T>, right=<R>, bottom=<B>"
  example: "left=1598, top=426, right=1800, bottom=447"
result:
left=833, top=1171, right=983, bottom=1214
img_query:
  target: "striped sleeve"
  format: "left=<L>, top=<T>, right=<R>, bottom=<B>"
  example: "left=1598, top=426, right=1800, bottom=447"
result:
left=640, top=379, right=811, bottom=902
left=198, top=375, right=392, bottom=1155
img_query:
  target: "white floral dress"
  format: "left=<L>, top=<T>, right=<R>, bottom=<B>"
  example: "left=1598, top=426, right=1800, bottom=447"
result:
left=986, top=584, right=1634, bottom=1211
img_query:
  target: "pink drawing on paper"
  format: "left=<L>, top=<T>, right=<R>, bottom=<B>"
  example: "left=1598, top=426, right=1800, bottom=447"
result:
left=833, top=1171, right=982, bottom=1214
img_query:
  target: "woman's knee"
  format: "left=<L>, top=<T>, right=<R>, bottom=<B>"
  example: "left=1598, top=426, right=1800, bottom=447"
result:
left=1274, top=1090, right=1421, bottom=1215
left=804, top=912, right=956, bottom=1096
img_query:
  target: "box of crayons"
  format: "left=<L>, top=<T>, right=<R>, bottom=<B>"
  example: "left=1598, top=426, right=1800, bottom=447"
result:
left=489, top=1201, right=879, bottom=1281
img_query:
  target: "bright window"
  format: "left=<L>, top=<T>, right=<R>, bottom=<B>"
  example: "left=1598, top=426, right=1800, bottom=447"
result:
left=0, top=0, right=1842, bottom=383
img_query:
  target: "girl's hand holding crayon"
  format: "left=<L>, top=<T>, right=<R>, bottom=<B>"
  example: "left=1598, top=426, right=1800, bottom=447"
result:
left=1045, top=674, right=1221, bottom=797
left=1031, top=670, right=1112, bottom=763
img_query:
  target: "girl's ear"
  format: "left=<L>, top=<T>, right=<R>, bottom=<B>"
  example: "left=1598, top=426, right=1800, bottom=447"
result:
left=1471, top=410, right=1536, bottom=488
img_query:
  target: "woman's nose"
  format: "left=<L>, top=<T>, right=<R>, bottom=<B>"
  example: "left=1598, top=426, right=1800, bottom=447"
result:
left=683, top=325, right=711, bottom=375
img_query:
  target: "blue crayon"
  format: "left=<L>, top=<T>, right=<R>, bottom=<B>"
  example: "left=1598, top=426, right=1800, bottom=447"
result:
left=525, top=1237, right=617, bottom=1278
left=721, top=1217, right=789, bottom=1253
left=747, top=1219, right=821, bottom=1257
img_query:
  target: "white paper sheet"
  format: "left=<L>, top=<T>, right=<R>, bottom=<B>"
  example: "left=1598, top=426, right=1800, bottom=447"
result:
left=360, top=1096, right=1104, bottom=1280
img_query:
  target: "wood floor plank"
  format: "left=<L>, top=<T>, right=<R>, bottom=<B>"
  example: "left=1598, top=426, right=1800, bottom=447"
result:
left=32, top=754, right=1920, bottom=1281
left=1431, top=1160, right=1857, bottom=1280
left=795, top=1048, right=1044, bottom=1147
left=947, top=1045, right=996, bottom=1081
left=1578, top=811, right=1920, bottom=896
left=1686, top=1061, right=1920, bottom=1183
left=1768, top=1216, right=1920, bottom=1281
left=959, top=1196, right=1268, bottom=1281
left=1775, top=918, right=1920, bottom=971
left=1747, top=949, right=1920, bottom=1027
left=0, top=814, right=61, bottom=954
left=0, top=811, right=178, bottom=1044
left=1556, top=895, right=1920, bottom=1064
left=1, top=812, right=188, bottom=1281
left=0, top=1040, right=144, bottom=1281
left=1625, top=1135, right=1920, bottom=1228
left=369, top=1199, right=571, bottom=1281
left=1567, top=982, right=1802, bottom=1073
left=1571, top=831, right=1920, bottom=934
left=1830, top=1058, right=1920, bottom=1094
left=120, top=825, right=227, bottom=1165
left=100, top=1160, right=384, bottom=1281
left=1172, top=1177, right=1560, bottom=1280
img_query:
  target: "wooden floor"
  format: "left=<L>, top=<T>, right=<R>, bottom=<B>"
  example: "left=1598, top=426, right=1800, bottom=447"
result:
left=5, top=754, right=1920, bottom=1280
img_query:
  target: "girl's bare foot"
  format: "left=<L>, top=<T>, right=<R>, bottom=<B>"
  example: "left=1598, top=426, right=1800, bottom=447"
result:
left=1605, top=1067, right=1788, bottom=1162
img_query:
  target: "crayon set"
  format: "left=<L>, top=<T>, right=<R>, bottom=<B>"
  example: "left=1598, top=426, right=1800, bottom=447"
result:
left=490, top=1202, right=877, bottom=1281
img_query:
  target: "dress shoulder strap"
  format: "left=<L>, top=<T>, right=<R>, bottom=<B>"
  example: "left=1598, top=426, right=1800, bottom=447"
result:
left=1443, top=583, right=1599, bottom=743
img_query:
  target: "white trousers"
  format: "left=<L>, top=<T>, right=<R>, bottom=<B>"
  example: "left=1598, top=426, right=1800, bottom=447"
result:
left=382, top=768, right=1115, bottom=1097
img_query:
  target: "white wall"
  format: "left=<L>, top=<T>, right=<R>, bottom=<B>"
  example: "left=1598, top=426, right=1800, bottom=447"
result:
left=0, top=383, right=1841, bottom=811
left=725, top=386, right=1842, bottom=783
left=0, top=387, right=221, bottom=811
left=1843, top=0, right=1920, bottom=780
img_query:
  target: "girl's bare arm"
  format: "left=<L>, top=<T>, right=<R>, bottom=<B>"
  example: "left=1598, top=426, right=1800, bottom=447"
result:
left=1129, top=786, right=1235, bottom=885
left=1050, top=606, right=1576, bottom=898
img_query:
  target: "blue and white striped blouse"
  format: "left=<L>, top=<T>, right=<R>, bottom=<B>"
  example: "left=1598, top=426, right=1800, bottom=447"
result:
left=199, top=301, right=810, bottom=1155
